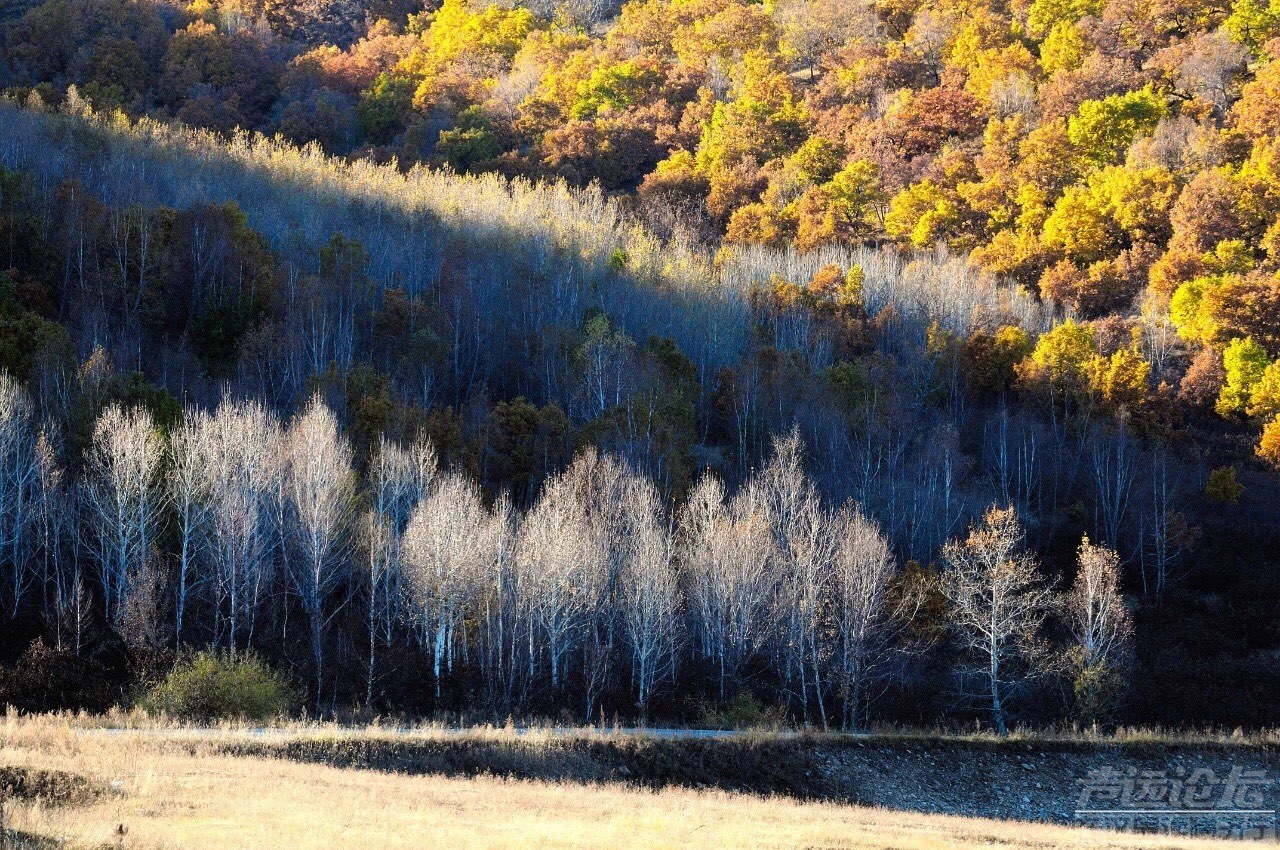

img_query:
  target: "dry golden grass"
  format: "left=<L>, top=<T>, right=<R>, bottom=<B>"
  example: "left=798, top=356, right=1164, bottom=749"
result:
left=0, top=715, right=1269, bottom=850
left=22, top=706, right=1280, bottom=748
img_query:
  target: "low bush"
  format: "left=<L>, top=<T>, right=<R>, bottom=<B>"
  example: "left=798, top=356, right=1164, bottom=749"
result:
left=140, top=652, right=295, bottom=723
left=696, top=692, right=790, bottom=731
left=0, top=640, right=125, bottom=713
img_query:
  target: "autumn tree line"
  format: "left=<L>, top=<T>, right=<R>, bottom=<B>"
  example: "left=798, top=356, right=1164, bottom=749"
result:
left=0, top=367, right=1136, bottom=729
left=0, top=91, right=1274, bottom=724
left=0, top=0, right=1277, bottom=724
left=4, top=0, right=1280, bottom=460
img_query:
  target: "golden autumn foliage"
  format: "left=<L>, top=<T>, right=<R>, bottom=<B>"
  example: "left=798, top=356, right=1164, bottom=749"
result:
left=6, top=0, right=1280, bottom=464
left=1259, top=414, right=1280, bottom=468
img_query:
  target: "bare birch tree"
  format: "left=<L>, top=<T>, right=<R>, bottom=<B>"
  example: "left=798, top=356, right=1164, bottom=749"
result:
left=199, top=399, right=283, bottom=651
left=616, top=473, right=680, bottom=713
left=402, top=472, right=502, bottom=699
left=758, top=431, right=835, bottom=726
left=1138, top=447, right=1196, bottom=599
left=284, top=396, right=354, bottom=710
left=1065, top=536, right=1132, bottom=722
left=33, top=429, right=68, bottom=647
left=366, top=435, right=437, bottom=704
left=474, top=494, right=524, bottom=712
left=0, top=374, right=38, bottom=616
left=84, top=404, right=166, bottom=626
left=830, top=503, right=900, bottom=729
left=517, top=468, right=607, bottom=690
left=941, top=505, right=1054, bottom=734
left=679, top=474, right=776, bottom=700
left=547, top=449, right=633, bottom=716
left=169, top=410, right=211, bottom=645
left=1066, top=537, right=1132, bottom=670
left=1091, top=429, right=1135, bottom=552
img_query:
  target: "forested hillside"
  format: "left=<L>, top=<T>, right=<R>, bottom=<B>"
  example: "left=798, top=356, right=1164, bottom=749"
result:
left=0, top=0, right=1278, bottom=728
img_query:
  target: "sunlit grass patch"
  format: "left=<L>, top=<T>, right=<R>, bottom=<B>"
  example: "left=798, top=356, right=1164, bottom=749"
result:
left=1, top=716, right=1272, bottom=850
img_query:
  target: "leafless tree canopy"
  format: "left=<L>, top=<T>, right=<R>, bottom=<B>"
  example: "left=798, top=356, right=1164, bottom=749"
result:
left=1066, top=536, right=1133, bottom=672
left=84, top=404, right=166, bottom=626
left=941, top=505, right=1056, bottom=734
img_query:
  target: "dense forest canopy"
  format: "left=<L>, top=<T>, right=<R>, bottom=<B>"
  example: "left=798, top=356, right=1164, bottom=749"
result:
left=0, top=0, right=1278, bottom=728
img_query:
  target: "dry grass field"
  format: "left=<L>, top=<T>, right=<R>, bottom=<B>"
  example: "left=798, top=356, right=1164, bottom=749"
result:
left=0, top=715, right=1272, bottom=850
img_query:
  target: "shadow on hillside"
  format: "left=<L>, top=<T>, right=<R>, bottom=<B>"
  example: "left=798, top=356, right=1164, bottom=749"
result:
left=217, top=736, right=831, bottom=799
left=216, top=734, right=1280, bottom=830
